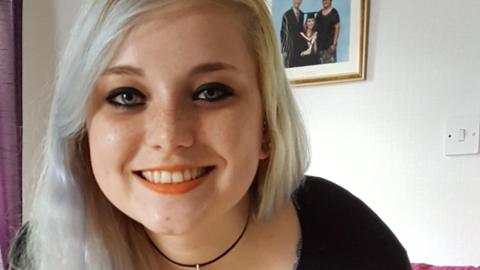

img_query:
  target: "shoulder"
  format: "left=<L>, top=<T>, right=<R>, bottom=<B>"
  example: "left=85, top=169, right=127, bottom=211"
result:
left=293, top=176, right=362, bottom=210
left=284, top=8, right=293, bottom=17
left=332, top=8, right=340, bottom=19
left=293, top=176, right=411, bottom=270
left=293, top=176, right=373, bottom=224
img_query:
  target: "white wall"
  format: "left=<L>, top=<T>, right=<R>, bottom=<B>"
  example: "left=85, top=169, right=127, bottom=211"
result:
left=23, top=0, right=480, bottom=266
left=295, top=0, right=480, bottom=265
left=22, top=0, right=56, bottom=217
left=22, top=0, right=82, bottom=218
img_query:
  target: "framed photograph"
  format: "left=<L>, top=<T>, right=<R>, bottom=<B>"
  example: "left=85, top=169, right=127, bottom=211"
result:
left=270, top=0, right=369, bottom=86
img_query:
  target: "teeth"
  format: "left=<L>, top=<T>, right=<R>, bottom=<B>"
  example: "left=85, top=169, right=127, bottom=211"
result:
left=142, top=171, right=153, bottom=181
left=183, top=170, right=192, bottom=181
left=140, top=167, right=210, bottom=184
left=161, top=171, right=172, bottom=184
left=199, top=168, right=204, bottom=178
left=153, top=171, right=161, bottom=184
left=172, top=172, right=183, bottom=183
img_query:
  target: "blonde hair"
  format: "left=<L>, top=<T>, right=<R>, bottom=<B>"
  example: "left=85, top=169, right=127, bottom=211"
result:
left=12, top=0, right=309, bottom=269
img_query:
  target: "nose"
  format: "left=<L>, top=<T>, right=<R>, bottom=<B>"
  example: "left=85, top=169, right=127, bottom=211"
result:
left=143, top=103, right=195, bottom=153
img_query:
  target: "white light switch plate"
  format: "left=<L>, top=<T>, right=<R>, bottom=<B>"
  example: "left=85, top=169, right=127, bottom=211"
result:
left=445, top=115, right=480, bottom=156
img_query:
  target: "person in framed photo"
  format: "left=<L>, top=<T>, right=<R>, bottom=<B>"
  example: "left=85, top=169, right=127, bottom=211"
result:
left=298, top=13, right=318, bottom=67
left=315, top=0, right=340, bottom=64
left=280, top=0, right=305, bottom=67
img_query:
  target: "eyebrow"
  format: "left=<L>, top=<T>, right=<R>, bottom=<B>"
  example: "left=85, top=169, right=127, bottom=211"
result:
left=188, top=62, right=238, bottom=76
left=102, top=65, right=145, bottom=76
left=102, top=62, right=237, bottom=77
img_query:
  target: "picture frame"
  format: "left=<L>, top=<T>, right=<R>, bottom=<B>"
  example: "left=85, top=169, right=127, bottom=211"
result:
left=270, top=0, right=369, bottom=86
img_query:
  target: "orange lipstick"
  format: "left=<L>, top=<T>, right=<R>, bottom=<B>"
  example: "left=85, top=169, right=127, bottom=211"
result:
left=139, top=177, right=203, bottom=195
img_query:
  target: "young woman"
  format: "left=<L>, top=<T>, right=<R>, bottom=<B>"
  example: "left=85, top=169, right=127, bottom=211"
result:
left=299, top=13, right=318, bottom=67
left=9, top=1, right=411, bottom=269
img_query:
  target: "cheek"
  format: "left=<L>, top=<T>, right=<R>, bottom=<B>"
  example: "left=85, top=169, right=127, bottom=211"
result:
left=200, top=100, right=264, bottom=179
left=207, top=109, right=262, bottom=156
left=87, top=114, right=140, bottom=188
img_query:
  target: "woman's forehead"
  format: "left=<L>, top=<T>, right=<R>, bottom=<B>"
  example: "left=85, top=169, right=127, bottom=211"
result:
left=131, top=0, right=244, bottom=30
left=107, top=1, right=255, bottom=78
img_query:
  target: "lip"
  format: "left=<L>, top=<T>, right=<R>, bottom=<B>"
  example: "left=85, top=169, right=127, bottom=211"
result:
left=134, top=166, right=214, bottom=195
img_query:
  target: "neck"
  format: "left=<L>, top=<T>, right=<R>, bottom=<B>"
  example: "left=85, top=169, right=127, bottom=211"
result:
left=147, top=196, right=250, bottom=267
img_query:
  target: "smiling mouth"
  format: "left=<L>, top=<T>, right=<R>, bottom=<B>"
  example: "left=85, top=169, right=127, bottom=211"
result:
left=134, top=166, right=215, bottom=195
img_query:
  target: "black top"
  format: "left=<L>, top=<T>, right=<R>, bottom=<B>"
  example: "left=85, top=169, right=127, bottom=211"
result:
left=293, top=176, right=411, bottom=270
left=297, top=33, right=318, bottom=67
left=280, top=8, right=305, bottom=68
left=314, top=8, right=340, bottom=50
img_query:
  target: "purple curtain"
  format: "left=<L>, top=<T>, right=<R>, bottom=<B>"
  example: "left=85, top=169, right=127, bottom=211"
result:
left=0, top=0, right=23, bottom=266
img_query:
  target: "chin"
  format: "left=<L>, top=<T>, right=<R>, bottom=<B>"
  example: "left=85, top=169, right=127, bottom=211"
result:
left=135, top=208, right=197, bottom=236
left=142, top=219, right=194, bottom=236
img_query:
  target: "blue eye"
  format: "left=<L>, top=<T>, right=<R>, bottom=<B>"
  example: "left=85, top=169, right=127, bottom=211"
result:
left=106, top=87, right=146, bottom=107
left=193, top=83, right=234, bottom=102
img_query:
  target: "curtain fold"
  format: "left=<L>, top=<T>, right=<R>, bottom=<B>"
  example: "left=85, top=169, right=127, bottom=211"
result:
left=0, top=0, right=23, bottom=266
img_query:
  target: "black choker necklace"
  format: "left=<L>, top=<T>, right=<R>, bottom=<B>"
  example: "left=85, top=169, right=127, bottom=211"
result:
left=150, top=214, right=250, bottom=269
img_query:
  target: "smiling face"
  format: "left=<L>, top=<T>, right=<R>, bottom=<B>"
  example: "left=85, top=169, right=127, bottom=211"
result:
left=306, top=18, right=315, bottom=30
left=293, top=0, right=302, bottom=9
left=323, top=0, right=332, bottom=9
left=86, top=1, right=267, bottom=235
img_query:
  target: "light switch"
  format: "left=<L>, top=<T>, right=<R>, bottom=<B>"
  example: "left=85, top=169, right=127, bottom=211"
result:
left=445, top=115, right=480, bottom=156
left=457, top=129, right=466, bottom=142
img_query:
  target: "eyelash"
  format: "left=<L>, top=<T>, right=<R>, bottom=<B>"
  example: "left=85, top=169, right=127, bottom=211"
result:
left=105, top=82, right=234, bottom=108
left=193, top=82, right=234, bottom=102
left=106, top=87, right=146, bottom=108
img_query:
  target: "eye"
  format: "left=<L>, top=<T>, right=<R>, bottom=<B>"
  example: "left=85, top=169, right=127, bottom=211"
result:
left=106, top=87, right=146, bottom=107
left=193, top=82, right=234, bottom=102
